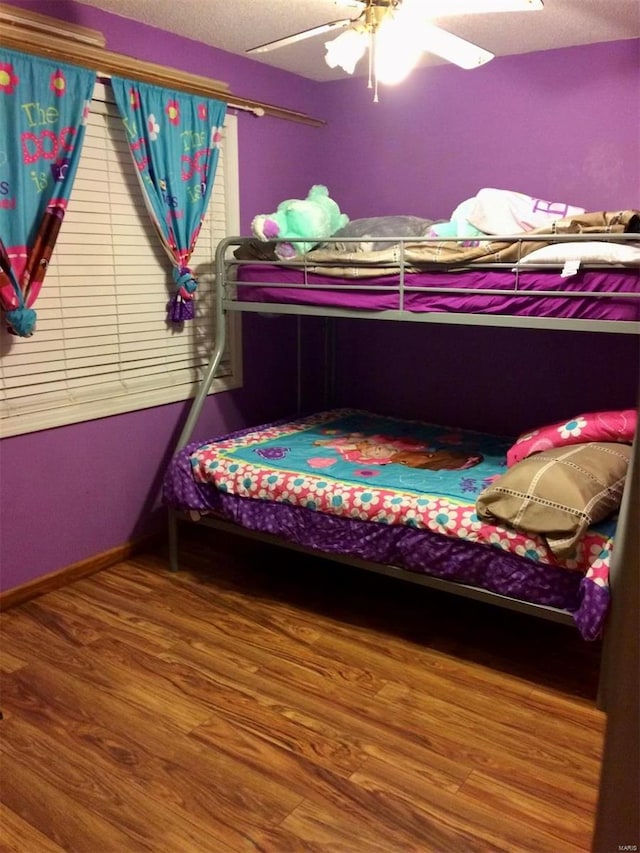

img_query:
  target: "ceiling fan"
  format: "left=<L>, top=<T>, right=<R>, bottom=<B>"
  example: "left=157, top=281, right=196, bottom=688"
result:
left=248, top=0, right=544, bottom=98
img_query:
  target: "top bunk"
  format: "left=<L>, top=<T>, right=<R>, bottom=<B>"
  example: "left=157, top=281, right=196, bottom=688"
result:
left=215, top=207, right=640, bottom=334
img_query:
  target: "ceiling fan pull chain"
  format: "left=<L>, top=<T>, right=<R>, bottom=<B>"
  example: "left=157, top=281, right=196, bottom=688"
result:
left=372, top=29, right=379, bottom=102
left=369, top=26, right=379, bottom=104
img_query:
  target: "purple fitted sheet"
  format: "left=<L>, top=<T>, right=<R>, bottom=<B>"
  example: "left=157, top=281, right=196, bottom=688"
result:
left=163, top=420, right=610, bottom=641
left=235, top=265, right=639, bottom=321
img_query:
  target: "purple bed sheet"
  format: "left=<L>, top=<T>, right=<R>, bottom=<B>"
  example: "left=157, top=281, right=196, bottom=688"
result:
left=163, top=421, right=609, bottom=641
left=234, top=265, right=639, bottom=321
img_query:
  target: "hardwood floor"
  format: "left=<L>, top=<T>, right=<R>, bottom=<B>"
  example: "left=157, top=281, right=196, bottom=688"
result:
left=1, top=527, right=605, bottom=852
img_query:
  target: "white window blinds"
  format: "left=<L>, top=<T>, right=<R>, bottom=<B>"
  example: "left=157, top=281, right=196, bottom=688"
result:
left=0, top=82, right=241, bottom=438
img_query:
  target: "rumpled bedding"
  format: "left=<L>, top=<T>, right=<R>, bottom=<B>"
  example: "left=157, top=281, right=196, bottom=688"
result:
left=299, top=210, right=640, bottom=278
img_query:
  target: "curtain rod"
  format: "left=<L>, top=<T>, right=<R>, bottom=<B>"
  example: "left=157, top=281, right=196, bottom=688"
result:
left=95, top=73, right=266, bottom=118
left=0, top=1, right=106, bottom=46
left=228, top=103, right=266, bottom=118
left=0, top=11, right=325, bottom=127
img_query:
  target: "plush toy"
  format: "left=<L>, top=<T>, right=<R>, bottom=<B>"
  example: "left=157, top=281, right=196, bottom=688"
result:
left=427, top=197, right=487, bottom=240
left=251, top=185, right=349, bottom=259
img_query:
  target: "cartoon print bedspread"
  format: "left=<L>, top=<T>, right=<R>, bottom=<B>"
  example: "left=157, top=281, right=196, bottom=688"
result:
left=189, top=409, right=615, bottom=584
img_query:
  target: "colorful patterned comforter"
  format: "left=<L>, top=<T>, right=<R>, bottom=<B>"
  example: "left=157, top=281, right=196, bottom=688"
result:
left=189, top=409, right=615, bottom=581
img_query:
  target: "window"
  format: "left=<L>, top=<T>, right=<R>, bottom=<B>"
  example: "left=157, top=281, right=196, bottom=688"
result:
left=0, top=82, right=241, bottom=438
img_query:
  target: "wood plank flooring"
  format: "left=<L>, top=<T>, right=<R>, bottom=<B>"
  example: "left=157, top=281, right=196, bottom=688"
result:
left=0, top=527, right=605, bottom=852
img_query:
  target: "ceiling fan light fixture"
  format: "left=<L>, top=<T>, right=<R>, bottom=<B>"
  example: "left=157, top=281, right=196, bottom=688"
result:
left=325, top=27, right=367, bottom=74
left=374, top=15, right=423, bottom=85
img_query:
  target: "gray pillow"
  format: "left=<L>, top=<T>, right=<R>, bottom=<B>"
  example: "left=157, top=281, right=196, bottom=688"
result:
left=330, top=216, right=437, bottom=251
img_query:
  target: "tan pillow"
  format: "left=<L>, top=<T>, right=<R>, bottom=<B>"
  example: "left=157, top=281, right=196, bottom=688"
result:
left=476, top=442, right=631, bottom=557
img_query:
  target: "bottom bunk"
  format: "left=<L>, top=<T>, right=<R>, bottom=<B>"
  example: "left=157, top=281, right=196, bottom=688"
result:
left=164, top=408, right=636, bottom=642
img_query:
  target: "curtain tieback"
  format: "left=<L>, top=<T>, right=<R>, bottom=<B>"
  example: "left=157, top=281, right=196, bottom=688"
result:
left=168, top=265, right=198, bottom=323
left=172, top=265, right=198, bottom=301
left=6, top=306, right=37, bottom=337
left=0, top=247, right=37, bottom=337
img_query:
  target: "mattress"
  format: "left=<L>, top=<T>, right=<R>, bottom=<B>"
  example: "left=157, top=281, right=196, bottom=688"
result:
left=233, top=265, right=640, bottom=321
left=164, top=410, right=616, bottom=640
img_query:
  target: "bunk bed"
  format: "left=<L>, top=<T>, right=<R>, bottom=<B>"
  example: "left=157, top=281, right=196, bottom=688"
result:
left=163, top=209, right=640, bottom=652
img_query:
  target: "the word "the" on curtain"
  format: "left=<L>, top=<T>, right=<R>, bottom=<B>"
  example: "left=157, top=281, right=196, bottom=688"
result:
left=111, top=77, right=227, bottom=323
left=0, top=48, right=95, bottom=336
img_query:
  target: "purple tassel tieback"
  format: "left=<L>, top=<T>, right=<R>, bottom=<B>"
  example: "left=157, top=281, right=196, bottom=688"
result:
left=168, top=265, right=197, bottom=323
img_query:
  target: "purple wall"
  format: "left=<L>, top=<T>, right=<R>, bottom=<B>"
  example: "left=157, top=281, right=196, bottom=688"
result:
left=332, top=322, right=639, bottom=436
left=1, top=1, right=638, bottom=592
left=311, top=38, right=640, bottom=438
left=313, top=39, right=640, bottom=218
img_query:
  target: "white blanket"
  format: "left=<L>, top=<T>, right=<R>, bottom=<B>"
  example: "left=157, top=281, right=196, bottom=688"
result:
left=466, top=188, right=585, bottom=235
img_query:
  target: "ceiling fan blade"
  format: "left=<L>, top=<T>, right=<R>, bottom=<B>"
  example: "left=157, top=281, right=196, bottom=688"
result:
left=404, top=0, right=542, bottom=13
left=247, top=18, right=353, bottom=54
left=421, top=23, right=494, bottom=68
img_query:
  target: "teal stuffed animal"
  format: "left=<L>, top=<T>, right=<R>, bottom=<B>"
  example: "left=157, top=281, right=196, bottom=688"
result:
left=428, top=197, right=487, bottom=240
left=252, top=185, right=349, bottom=259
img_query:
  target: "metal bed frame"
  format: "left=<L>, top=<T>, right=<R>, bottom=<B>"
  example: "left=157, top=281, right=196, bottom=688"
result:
left=167, top=231, right=639, bottom=704
left=214, top=231, right=640, bottom=332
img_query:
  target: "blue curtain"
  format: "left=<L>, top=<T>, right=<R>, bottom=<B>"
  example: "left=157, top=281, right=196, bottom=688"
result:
left=0, top=48, right=95, bottom=336
left=111, top=77, right=227, bottom=323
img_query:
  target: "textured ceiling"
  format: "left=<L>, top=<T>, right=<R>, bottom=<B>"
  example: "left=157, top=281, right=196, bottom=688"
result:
left=74, top=0, right=640, bottom=82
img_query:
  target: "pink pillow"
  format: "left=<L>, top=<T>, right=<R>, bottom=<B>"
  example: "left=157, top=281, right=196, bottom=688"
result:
left=507, top=409, right=637, bottom=467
